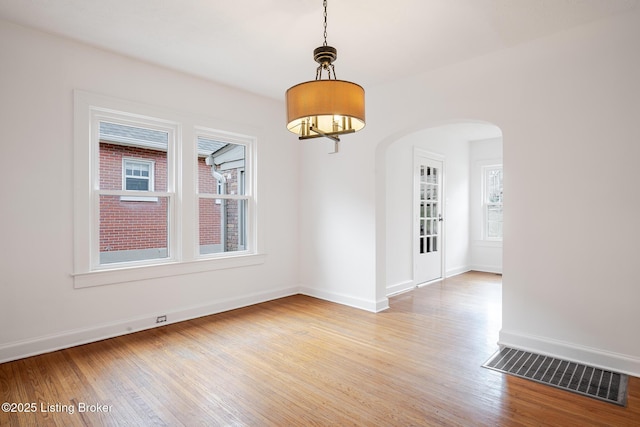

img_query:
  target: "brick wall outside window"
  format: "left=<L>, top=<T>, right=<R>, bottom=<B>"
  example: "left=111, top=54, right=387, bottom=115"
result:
left=198, top=159, right=220, bottom=247
left=197, top=158, right=240, bottom=251
left=99, top=142, right=240, bottom=254
left=99, top=143, right=168, bottom=252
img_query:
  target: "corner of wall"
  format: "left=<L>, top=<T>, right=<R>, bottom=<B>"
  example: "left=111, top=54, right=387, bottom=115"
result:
left=386, top=279, right=415, bottom=297
left=299, top=286, right=384, bottom=313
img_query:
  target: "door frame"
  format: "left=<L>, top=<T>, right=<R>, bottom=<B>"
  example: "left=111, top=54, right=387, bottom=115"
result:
left=413, top=148, right=446, bottom=287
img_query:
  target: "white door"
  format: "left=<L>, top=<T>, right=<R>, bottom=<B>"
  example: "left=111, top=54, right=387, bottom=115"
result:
left=414, top=152, right=444, bottom=285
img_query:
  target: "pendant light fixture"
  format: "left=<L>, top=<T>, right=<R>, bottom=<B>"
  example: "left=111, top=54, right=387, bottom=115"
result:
left=285, top=0, right=365, bottom=153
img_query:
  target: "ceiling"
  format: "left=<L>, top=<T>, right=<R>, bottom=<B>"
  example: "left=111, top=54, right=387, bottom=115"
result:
left=0, top=0, right=637, bottom=101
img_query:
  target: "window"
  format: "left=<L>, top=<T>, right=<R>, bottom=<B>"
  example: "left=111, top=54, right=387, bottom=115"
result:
left=120, top=159, right=158, bottom=202
left=73, top=90, right=262, bottom=288
left=197, top=134, right=250, bottom=256
left=98, top=119, right=172, bottom=265
left=483, top=165, right=503, bottom=240
left=124, top=159, right=153, bottom=191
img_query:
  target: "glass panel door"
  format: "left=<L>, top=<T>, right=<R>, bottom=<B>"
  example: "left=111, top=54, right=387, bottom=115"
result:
left=419, top=165, right=439, bottom=254
left=415, top=153, right=444, bottom=285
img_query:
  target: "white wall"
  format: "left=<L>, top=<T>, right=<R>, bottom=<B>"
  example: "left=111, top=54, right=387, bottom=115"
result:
left=0, top=20, right=299, bottom=362
left=3, top=6, right=640, bottom=377
left=470, top=137, right=503, bottom=273
left=306, top=9, right=640, bottom=374
left=297, top=139, right=381, bottom=311
left=385, top=125, right=475, bottom=296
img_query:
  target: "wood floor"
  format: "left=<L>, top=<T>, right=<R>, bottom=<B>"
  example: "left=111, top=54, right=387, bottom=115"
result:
left=1, top=271, right=638, bottom=426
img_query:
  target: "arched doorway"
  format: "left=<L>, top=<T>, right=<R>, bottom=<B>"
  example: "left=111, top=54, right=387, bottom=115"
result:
left=376, top=121, right=503, bottom=300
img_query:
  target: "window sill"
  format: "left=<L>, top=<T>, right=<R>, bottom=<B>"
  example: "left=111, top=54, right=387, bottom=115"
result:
left=73, top=253, right=266, bottom=289
left=120, top=196, right=159, bottom=202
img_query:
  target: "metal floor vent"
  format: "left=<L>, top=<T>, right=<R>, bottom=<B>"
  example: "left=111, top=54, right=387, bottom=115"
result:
left=483, top=347, right=628, bottom=406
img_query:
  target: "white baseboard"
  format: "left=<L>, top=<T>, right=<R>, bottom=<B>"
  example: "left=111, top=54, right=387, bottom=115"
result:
left=0, top=286, right=299, bottom=364
left=375, top=298, right=390, bottom=312
left=299, top=286, right=387, bottom=313
left=416, top=277, right=443, bottom=287
left=445, top=266, right=472, bottom=278
left=499, top=329, right=640, bottom=377
left=387, top=269, right=474, bottom=296
left=470, top=264, right=502, bottom=274
left=386, top=280, right=414, bottom=297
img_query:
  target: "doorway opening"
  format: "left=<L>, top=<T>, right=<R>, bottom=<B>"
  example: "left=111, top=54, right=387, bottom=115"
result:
left=382, top=121, right=503, bottom=297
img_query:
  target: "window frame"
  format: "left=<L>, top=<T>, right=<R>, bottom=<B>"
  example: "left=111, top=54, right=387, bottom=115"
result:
left=93, top=112, right=177, bottom=270
left=123, top=158, right=153, bottom=191
left=73, top=90, right=264, bottom=289
left=121, top=158, right=158, bottom=202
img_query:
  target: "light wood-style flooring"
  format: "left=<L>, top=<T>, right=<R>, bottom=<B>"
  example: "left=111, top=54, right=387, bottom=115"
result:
left=1, top=271, right=638, bottom=426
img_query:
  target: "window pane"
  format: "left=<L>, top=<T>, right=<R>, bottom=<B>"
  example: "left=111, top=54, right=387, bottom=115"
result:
left=99, top=122, right=168, bottom=191
left=487, top=205, right=503, bottom=222
left=486, top=168, right=503, bottom=203
left=487, top=221, right=503, bottom=239
left=125, top=177, right=149, bottom=191
left=198, top=137, right=246, bottom=196
left=487, top=205, right=503, bottom=239
left=199, top=198, right=247, bottom=254
left=99, top=195, right=169, bottom=264
left=484, top=166, right=503, bottom=240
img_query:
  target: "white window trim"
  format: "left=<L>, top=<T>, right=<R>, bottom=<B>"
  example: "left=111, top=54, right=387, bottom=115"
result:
left=482, top=164, right=503, bottom=242
left=73, top=90, right=264, bottom=289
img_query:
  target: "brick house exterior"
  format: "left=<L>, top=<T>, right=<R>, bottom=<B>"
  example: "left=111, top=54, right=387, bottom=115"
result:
left=99, top=143, right=169, bottom=255
left=197, top=156, right=242, bottom=253
left=99, top=123, right=244, bottom=263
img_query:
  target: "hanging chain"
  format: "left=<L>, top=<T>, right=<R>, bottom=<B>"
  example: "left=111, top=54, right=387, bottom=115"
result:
left=314, top=0, right=336, bottom=80
left=323, top=0, right=328, bottom=46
